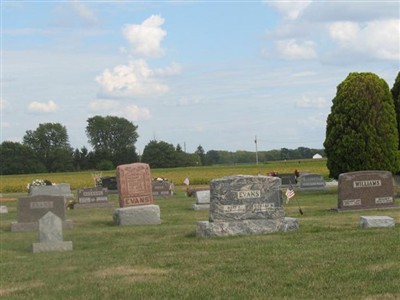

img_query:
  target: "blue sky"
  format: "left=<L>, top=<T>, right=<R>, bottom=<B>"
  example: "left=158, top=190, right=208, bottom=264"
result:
left=1, top=1, right=399, bottom=154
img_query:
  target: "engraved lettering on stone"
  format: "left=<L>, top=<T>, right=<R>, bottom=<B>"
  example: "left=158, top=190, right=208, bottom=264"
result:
left=252, top=203, right=274, bottom=212
left=237, top=190, right=261, bottom=199
left=126, top=175, right=145, bottom=194
left=124, top=196, right=151, bottom=205
left=375, top=197, right=393, bottom=204
left=343, top=199, right=362, bottom=206
left=222, top=205, right=246, bottom=213
left=353, top=180, right=381, bottom=188
left=30, top=201, right=54, bottom=209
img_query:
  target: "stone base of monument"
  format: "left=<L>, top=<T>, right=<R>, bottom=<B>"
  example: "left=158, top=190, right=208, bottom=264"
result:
left=360, top=216, right=395, bottom=228
left=33, top=241, right=73, bottom=253
left=113, top=205, right=161, bottom=226
left=11, top=220, right=73, bottom=232
left=74, top=202, right=113, bottom=209
left=196, top=217, right=299, bottom=237
left=191, top=204, right=210, bottom=210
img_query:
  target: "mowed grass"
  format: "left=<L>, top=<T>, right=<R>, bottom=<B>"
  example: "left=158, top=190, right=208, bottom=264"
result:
left=1, top=185, right=399, bottom=300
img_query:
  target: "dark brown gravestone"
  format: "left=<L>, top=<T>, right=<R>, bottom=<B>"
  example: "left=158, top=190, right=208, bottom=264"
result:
left=75, top=187, right=112, bottom=208
left=116, top=163, right=154, bottom=208
left=278, top=173, right=296, bottom=186
left=11, top=195, right=73, bottom=232
left=152, top=180, right=174, bottom=197
left=338, top=171, right=398, bottom=211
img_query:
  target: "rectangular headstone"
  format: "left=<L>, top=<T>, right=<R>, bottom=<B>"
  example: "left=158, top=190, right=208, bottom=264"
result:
left=209, top=175, right=284, bottom=222
left=17, top=195, right=66, bottom=223
left=360, top=216, right=395, bottom=228
left=101, top=176, right=118, bottom=192
left=116, top=163, right=154, bottom=208
left=29, top=183, right=73, bottom=198
left=152, top=180, right=174, bottom=197
left=278, top=173, right=296, bottom=186
left=75, top=187, right=112, bottom=208
left=195, top=190, right=210, bottom=204
left=298, top=173, right=326, bottom=190
left=338, top=171, right=396, bottom=210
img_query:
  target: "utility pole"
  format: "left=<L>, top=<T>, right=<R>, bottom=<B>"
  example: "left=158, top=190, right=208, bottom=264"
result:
left=255, top=135, right=259, bottom=166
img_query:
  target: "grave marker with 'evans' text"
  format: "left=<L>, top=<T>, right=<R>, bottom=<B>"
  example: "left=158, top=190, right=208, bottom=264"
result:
left=114, top=163, right=161, bottom=226
left=338, top=171, right=398, bottom=210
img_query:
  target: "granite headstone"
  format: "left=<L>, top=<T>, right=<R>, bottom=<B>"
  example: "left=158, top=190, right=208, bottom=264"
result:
left=338, top=171, right=398, bottom=211
left=191, top=190, right=210, bottom=210
left=11, top=195, right=73, bottom=232
left=298, top=173, right=326, bottom=190
left=196, top=175, right=299, bottom=237
left=75, top=187, right=112, bottom=208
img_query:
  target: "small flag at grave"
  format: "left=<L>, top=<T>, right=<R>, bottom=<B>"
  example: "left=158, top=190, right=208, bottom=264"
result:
left=285, top=183, right=295, bottom=204
left=183, top=177, right=190, bottom=186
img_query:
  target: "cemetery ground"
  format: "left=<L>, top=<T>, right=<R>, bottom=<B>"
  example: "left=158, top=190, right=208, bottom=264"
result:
left=0, top=162, right=399, bottom=299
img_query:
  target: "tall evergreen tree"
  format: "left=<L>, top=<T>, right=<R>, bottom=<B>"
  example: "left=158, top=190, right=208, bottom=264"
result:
left=324, top=72, right=399, bottom=178
left=391, top=72, right=400, bottom=149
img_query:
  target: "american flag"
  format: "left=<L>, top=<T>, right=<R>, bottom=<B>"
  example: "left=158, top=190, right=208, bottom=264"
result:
left=285, top=183, right=295, bottom=204
left=183, top=177, right=190, bottom=186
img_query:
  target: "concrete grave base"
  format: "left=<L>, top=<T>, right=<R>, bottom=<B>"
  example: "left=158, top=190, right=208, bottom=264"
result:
left=360, top=216, right=395, bottom=228
left=191, top=204, right=210, bottom=210
left=196, top=217, right=299, bottom=237
left=113, top=205, right=161, bottom=226
left=33, top=241, right=73, bottom=253
left=11, top=219, right=73, bottom=232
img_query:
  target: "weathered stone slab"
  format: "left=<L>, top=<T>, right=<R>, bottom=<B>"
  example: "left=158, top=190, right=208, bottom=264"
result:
left=29, top=183, right=73, bottom=199
left=116, top=163, right=154, bottom=207
left=0, top=205, right=8, bottom=214
left=11, top=195, right=73, bottom=232
left=75, top=187, right=112, bottom=209
left=360, top=216, right=395, bottom=228
left=196, top=217, right=299, bottom=237
left=209, top=175, right=284, bottom=222
left=338, top=171, right=397, bottom=210
left=196, top=175, right=298, bottom=237
left=195, top=190, right=210, bottom=204
left=32, top=212, right=73, bottom=253
left=278, top=173, right=296, bottom=186
left=152, top=180, right=174, bottom=197
left=298, top=174, right=326, bottom=190
left=113, top=205, right=161, bottom=226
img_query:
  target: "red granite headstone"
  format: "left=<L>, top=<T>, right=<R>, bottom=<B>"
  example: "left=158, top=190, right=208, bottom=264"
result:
left=116, top=163, right=154, bottom=208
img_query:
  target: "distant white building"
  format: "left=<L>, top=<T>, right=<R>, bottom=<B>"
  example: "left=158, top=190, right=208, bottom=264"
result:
left=313, top=153, right=323, bottom=159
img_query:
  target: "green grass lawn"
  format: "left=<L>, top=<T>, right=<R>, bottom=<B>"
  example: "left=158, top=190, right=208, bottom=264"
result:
left=1, top=187, right=399, bottom=300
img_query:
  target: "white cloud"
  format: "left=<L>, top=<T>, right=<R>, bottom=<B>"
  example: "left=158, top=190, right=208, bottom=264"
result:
left=96, top=59, right=170, bottom=98
left=296, top=96, right=327, bottom=108
left=70, top=1, right=99, bottom=27
left=89, top=99, right=119, bottom=111
left=122, top=15, right=167, bottom=57
left=28, top=100, right=58, bottom=113
left=276, top=39, right=317, bottom=60
left=328, top=19, right=400, bottom=60
left=267, top=0, right=312, bottom=20
left=125, top=105, right=151, bottom=121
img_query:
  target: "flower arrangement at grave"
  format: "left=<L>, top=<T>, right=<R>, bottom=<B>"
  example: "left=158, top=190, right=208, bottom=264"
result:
left=26, top=179, right=54, bottom=191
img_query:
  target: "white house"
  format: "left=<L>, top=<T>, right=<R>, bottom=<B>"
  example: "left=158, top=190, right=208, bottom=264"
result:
left=313, top=153, right=323, bottom=159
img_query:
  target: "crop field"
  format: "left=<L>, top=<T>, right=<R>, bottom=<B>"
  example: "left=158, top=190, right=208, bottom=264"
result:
left=0, top=159, right=328, bottom=193
left=1, top=161, right=399, bottom=299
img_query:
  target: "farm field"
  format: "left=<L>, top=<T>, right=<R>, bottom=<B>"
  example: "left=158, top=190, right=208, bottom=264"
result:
left=0, top=161, right=399, bottom=299
left=0, top=159, right=328, bottom=194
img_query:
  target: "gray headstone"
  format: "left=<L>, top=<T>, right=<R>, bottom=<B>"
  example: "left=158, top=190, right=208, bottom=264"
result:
left=197, top=175, right=298, bottom=237
left=298, top=174, right=326, bottom=190
left=278, top=173, right=296, bottom=186
left=11, top=195, right=73, bottom=232
left=195, top=190, right=210, bottom=204
left=113, top=205, right=161, bottom=226
left=75, top=187, right=112, bottom=208
left=32, top=212, right=73, bottom=253
left=360, top=216, right=395, bottom=228
left=29, top=183, right=73, bottom=199
left=152, top=180, right=174, bottom=197
left=209, top=175, right=284, bottom=222
left=338, top=171, right=397, bottom=210
left=0, top=205, right=8, bottom=214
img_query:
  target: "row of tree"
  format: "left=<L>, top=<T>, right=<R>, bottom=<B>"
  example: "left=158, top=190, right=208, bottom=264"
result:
left=0, top=114, right=324, bottom=174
